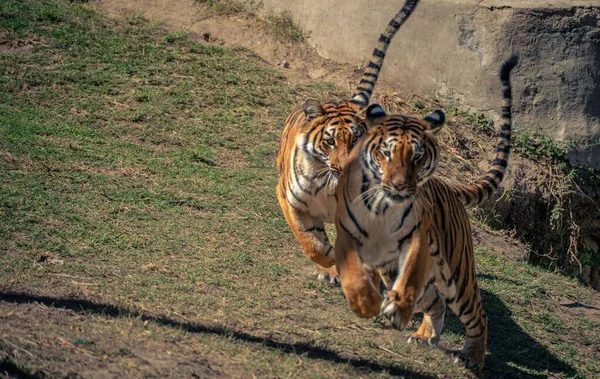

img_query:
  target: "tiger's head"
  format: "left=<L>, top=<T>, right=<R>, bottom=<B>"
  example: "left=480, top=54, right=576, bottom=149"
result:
left=359, top=104, right=445, bottom=203
left=299, top=99, right=367, bottom=180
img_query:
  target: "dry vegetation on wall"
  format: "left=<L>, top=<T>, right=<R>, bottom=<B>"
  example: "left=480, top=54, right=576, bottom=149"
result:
left=474, top=125, right=600, bottom=290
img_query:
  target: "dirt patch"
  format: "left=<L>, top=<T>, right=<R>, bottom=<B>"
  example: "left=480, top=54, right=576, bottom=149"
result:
left=0, top=43, right=31, bottom=55
left=557, top=297, right=600, bottom=324
left=0, top=33, right=50, bottom=55
left=0, top=301, right=219, bottom=378
left=1, top=151, right=41, bottom=171
left=472, top=226, right=528, bottom=262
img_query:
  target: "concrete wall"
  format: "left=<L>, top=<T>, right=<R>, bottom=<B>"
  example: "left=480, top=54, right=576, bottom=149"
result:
left=261, top=0, right=600, bottom=168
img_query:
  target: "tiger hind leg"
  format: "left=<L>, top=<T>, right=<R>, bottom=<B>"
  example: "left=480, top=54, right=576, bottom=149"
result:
left=446, top=283, right=488, bottom=373
left=408, top=281, right=446, bottom=346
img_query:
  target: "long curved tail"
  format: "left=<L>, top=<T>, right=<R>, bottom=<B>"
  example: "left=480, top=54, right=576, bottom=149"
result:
left=350, top=0, right=420, bottom=109
left=452, top=55, right=519, bottom=208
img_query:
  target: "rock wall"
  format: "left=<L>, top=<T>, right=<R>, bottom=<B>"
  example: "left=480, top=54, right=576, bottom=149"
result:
left=261, top=0, right=600, bottom=168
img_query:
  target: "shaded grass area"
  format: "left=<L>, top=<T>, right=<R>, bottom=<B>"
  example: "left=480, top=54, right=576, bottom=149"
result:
left=0, top=0, right=598, bottom=377
left=470, top=248, right=599, bottom=378
left=0, top=291, right=435, bottom=379
left=0, top=355, right=43, bottom=379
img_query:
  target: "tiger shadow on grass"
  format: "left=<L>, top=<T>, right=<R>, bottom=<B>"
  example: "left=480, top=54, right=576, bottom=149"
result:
left=0, top=291, right=434, bottom=378
left=439, top=284, right=576, bottom=378
left=0, top=289, right=576, bottom=377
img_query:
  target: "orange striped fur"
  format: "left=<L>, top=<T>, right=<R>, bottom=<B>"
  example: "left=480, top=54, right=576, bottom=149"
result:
left=276, top=0, right=421, bottom=281
left=334, top=56, right=518, bottom=372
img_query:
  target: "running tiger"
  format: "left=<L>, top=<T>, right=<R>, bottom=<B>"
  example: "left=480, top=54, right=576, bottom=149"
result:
left=334, top=56, right=519, bottom=372
left=276, top=0, right=420, bottom=282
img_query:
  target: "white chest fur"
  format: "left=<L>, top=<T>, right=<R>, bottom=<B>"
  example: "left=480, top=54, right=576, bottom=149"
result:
left=346, top=197, right=420, bottom=269
left=285, top=143, right=337, bottom=223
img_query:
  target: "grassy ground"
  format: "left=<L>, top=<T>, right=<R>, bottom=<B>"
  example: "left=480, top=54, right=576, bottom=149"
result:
left=1, top=1, right=599, bottom=377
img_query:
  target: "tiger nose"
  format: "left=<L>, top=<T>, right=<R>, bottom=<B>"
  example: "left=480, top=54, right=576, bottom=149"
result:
left=391, top=179, right=406, bottom=191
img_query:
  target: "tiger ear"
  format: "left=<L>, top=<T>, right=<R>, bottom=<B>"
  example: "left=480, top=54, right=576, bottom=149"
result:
left=423, top=110, right=445, bottom=134
left=303, top=99, right=326, bottom=121
left=366, top=104, right=387, bottom=122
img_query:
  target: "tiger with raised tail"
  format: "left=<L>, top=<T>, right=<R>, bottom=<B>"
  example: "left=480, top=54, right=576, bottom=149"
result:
left=334, top=56, right=519, bottom=372
left=276, top=0, right=421, bottom=283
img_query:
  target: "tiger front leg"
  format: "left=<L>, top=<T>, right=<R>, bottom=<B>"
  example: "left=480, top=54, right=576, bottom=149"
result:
left=335, top=227, right=382, bottom=318
left=276, top=188, right=336, bottom=271
left=287, top=211, right=336, bottom=272
left=381, top=222, right=431, bottom=330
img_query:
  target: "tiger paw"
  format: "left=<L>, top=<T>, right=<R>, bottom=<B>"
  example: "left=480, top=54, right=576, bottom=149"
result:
left=380, top=290, right=415, bottom=330
left=406, top=333, right=440, bottom=346
left=448, top=351, right=482, bottom=373
left=343, top=278, right=383, bottom=318
left=312, top=265, right=339, bottom=285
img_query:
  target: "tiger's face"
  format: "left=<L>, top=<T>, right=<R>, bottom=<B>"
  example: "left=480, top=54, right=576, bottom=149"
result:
left=360, top=104, right=445, bottom=203
left=300, top=100, right=367, bottom=181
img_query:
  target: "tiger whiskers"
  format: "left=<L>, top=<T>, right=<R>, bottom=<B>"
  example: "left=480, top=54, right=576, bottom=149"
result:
left=354, top=186, right=380, bottom=204
left=312, top=167, right=330, bottom=180
left=359, top=187, right=385, bottom=214
left=325, top=171, right=337, bottom=191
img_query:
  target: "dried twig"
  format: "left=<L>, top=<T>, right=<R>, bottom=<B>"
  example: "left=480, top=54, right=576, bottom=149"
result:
left=567, top=208, right=582, bottom=274
left=49, top=273, right=91, bottom=280
left=378, top=345, right=424, bottom=365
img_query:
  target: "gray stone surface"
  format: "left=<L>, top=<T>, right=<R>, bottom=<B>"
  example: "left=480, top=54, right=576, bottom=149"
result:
left=261, top=0, right=600, bottom=166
